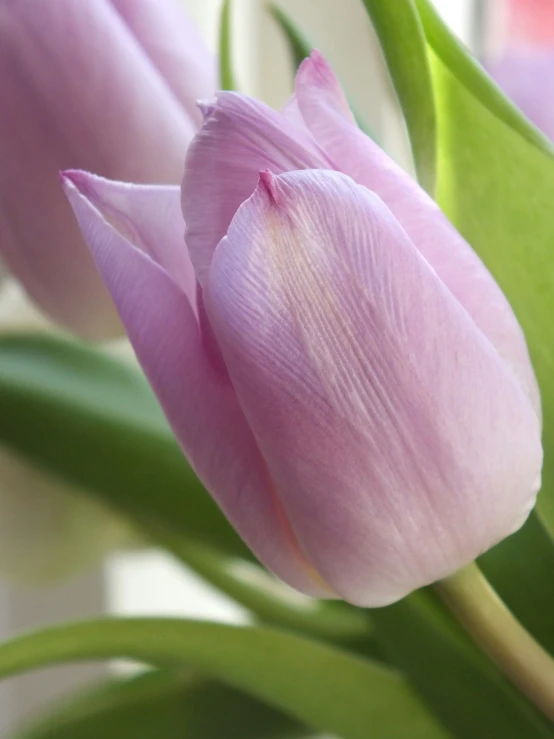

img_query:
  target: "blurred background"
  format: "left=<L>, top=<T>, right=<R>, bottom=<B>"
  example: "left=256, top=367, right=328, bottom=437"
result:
left=0, top=0, right=540, bottom=734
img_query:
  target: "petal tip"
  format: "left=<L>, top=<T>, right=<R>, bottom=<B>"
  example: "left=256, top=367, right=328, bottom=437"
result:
left=258, top=169, right=281, bottom=204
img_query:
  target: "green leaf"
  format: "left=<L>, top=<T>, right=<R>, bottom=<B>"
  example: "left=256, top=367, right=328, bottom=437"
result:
left=0, top=333, right=248, bottom=559
left=268, top=4, right=313, bottom=70
left=15, top=670, right=308, bottom=739
left=414, top=0, right=554, bottom=538
left=267, top=4, right=374, bottom=140
left=0, top=334, right=369, bottom=646
left=372, top=592, right=554, bottom=739
left=0, top=618, right=448, bottom=739
left=361, top=0, right=436, bottom=192
left=219, top=0, right=237, bottom=91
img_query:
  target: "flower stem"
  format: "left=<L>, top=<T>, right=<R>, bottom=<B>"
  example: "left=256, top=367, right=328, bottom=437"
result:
left=435, top=561, right=554, bottom=722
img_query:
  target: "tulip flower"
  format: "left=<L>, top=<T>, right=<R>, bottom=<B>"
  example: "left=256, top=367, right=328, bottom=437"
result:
left=486, top=0, right=554, bottom=140
left=0, top=0, right=215, bottom=339
left=63, top=52, right=542, bottom=606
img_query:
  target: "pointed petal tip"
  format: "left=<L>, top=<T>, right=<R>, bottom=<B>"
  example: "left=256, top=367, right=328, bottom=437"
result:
left=298, top=49, right=332, bottom=84
left=197, top=97, right=217, bottom=121
left=258, top=169, right=281, bottom=204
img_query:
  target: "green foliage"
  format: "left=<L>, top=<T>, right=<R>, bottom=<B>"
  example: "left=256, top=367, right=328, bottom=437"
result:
left=219, top=0, right=237, bottom=90
left=14, top=670, right=307, bottom=739
left=0, top=619, right=446, bottom=739
left=361, top=0, right=436, bottom=192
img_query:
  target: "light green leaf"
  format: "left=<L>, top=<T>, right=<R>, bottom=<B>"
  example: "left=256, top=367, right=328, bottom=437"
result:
left=15, top=670, right=307, bottom=739
left=0, top=334, right=368, bottom=646
left=372, top=591, right=553, bottom=738
left=414, top=0, right=553, bottom=155
left=219, top=0, right=237, bottom=91
left=361, top=0, right=436, bottom=192
left=414, top=0, right=554, bottom=538
left=0, top=619, right=447, bottom=739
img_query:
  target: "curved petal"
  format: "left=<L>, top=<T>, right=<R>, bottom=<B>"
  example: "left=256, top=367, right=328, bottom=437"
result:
left=205, top=169, right=542, bottom=607
left=0, top=0, right=192, bottom=338
left=62, top=171, right=330, bottom=598
left=181, top=92, right=332, bottom=285
left=110, top=0, right=216, bottom=126
left=295, top=51, right=540, bottom=415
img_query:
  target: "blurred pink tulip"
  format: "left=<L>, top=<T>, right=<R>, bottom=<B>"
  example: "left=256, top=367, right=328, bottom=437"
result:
left=63, top=52, right=542, bottom=606
left=0, top=0, right=215, bottom=338
left=486, top=0, right=554, bottom=139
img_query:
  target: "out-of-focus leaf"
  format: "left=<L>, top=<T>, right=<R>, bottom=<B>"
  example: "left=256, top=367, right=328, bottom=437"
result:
left=219, top=0, right=237, bottom=91
left=361, top=0, right=436, bottom=191
left=14, top=670, right=308, bottom=739
left=267, top=4, right=373, bottom=138
left=0, top=334, right=369, bottom=645
left=0, top=619, right=448, bottom=739
left=415, top=0, right=554, bottom=540
left=0, top=333, right=248, bottom=558
left=159, top=533, right=373, bottom=647
left=371, top=591, right=553, bottom=739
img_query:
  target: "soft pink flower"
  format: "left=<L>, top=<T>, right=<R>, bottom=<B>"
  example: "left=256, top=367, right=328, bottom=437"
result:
left=0, top=0, right=215, bottom=338
left=63, top=52, right=542, bottom=606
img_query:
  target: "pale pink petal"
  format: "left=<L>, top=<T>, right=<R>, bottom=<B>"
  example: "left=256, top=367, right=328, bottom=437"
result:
left=501, top=0, right=554, bottom=48
left=206, top=169, right=542, bottom=607
left=62, top=171, right=330, bottom=598
left=295, top=51, right=540, bottom=415
left=110, top=0, right=216, bottom=126
left=181, top=91, right=332, bottom=285
left=0, top=0, right=192, bottom=338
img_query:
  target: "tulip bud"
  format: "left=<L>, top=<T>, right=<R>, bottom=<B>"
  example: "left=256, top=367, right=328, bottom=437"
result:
left=63, top=53, right=542, bottom=606
left=0, top=0, right=214, bottom=339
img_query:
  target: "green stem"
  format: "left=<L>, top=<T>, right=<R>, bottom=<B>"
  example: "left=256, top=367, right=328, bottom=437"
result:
left=435, top=562, right=554, bottom=722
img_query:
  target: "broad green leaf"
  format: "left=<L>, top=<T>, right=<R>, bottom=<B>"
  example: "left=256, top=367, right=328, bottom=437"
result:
left=372, top=592, right=553, bottom=739
left=219, top=0, right=237, bottom=91
left=415, top=2, right=554, bottom=538
left=361, top=0, right=436, bottom=192
left=15, top=670, right=307, bottom=739
left=0, top=333, right=248, bottom=559
left=0, top=334, right=368, bottom=645
left=0, top=619, right=448, bottom=739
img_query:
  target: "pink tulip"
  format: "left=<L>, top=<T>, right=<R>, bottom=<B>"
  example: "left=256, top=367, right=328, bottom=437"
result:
left=486, top=0, right=554, bottom=139
left=0, top=0, right=215, bottom=338
left=63, top=52, right=542, bottom=606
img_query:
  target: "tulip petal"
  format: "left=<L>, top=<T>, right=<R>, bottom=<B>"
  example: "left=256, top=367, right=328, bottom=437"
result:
left=206, top=169, right=542, bottom=606
left=0, top=0, right=193, bottom=338
left=295, top=51, right=541, bottom=414
left=182, top=92, right=332, bottom=285
left=62, top=171, right=330, bottom=598
left=110, top=0, right=216, bottom=126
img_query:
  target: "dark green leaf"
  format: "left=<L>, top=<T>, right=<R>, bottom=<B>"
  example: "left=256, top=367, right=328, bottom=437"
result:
left=361, top=0, right=436, bottom=192
left=0, top=618, right=448, bottom=739
left=371, top=592, right=553, bottom=738
left=15, top=670, right=307, bottom=739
